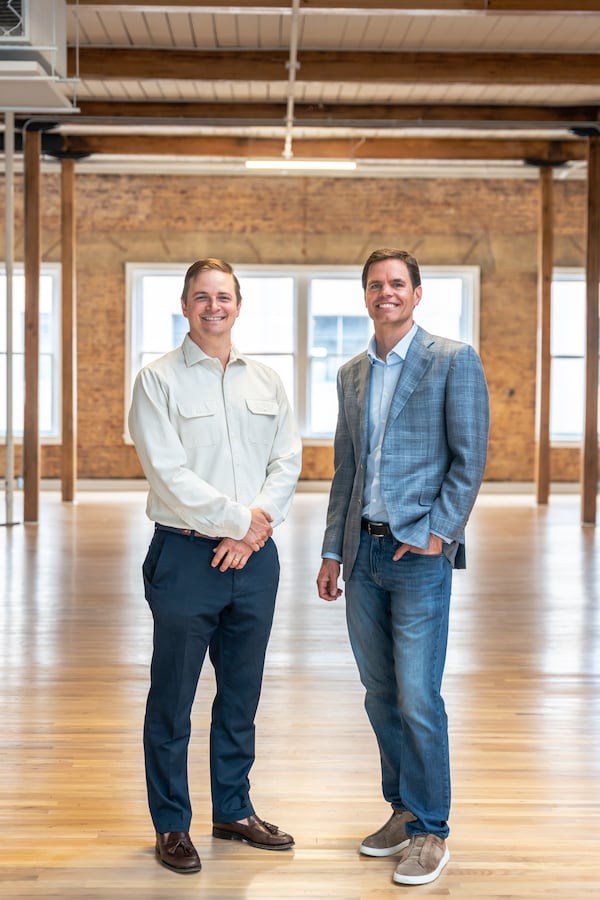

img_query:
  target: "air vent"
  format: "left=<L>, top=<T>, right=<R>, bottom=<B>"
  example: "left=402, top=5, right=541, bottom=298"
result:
left=0, top=1, right=24, bottom=39
left=0, top=0, right=67, bottom=76
left=0, top=1, right=73, bottom=111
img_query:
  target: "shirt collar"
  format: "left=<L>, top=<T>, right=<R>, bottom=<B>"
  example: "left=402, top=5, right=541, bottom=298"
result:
left=182, top=333, right=246, bottom=366
left=367, top=322, right=418, bottom=365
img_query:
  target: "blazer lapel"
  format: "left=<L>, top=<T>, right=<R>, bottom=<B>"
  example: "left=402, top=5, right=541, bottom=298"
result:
left=387, top=327, right=434, bottom=424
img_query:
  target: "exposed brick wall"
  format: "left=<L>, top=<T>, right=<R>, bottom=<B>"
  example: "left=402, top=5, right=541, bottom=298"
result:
left=0, top=169, right=594, bottom=482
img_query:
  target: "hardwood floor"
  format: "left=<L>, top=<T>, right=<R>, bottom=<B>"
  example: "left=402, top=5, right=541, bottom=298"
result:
left=0, top=490, right=599, bottom=898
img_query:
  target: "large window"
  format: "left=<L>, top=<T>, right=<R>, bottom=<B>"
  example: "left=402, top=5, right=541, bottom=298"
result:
left=0, top=265, right=61, bottom=440
left=126, top=264, right=479, bottom=438
left=551, top=271, right=599, bottom=442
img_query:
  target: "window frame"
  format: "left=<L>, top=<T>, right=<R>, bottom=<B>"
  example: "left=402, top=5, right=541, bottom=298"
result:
left=0, top=262, right=62, bottom=443
left=125, top=263, right=480, bottom=442
left=550, top=268, right=598, bottom=445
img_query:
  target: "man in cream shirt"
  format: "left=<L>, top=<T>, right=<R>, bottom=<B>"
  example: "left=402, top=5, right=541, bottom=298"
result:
left=129, top=258, right=301, bottom=875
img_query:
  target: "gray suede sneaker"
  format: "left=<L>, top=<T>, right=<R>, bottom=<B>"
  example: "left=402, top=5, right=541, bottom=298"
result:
left=359, top=809, right=417, bottom=857
left=392, top=834, right=449, bottom=885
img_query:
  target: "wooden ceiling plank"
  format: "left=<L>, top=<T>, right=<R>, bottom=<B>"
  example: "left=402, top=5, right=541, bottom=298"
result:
left=74, top=98, right=600, bottom=127
left=66, top=2, right=600, bottom=13
left=486, top=1, right=600, bottom=10
left=58, top=132, right=587, bottom=161
left=68, top=48, right=600, bottom=85
left=63, top=2, right=486, bottom=9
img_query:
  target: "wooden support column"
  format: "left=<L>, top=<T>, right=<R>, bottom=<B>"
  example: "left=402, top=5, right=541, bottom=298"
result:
left=534, top=166, right=553, bottom=505
left=23, top=129, right=41, bottom=523
left=581, top=137, right=600, bottom=525
left=61, top=159, right=77, bottom=502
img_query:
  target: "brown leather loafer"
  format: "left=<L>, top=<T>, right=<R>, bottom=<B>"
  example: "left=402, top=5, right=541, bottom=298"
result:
left=212, top=814, right=294, bottom=850
left=155, top=831, right=202, bottom=873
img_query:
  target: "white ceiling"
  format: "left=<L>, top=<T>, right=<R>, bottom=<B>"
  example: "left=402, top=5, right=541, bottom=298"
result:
left=3, top=1, right=600, bottom=177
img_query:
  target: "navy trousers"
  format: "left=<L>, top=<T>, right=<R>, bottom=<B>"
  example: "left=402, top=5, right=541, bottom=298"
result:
left=142, top=528, right=279, bottom=832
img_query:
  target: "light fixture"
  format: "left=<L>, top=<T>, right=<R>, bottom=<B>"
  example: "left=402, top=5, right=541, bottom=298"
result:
left=245, top=159, right=357, bottom=172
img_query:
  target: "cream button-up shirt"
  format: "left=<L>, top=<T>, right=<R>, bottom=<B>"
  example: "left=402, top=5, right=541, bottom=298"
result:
left=128, top=334, right=302, bottom=540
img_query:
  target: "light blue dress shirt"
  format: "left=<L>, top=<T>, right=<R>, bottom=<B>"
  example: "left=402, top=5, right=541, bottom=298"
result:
left=362, top=324, right=417, bottom=522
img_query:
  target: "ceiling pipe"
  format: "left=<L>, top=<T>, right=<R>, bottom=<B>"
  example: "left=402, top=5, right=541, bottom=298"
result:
left=3, top=111, right=18, bottom=527
left=283, top=0, right=301, bottom=161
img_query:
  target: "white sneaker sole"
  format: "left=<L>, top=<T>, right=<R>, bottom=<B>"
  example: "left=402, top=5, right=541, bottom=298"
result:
left=359, top=837, right=410, bottom=857
left=392, top=848, right=450, bottom=884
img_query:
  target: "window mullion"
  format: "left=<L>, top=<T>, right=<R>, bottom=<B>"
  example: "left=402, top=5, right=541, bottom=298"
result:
left=296, top=275, right=309, bottom=435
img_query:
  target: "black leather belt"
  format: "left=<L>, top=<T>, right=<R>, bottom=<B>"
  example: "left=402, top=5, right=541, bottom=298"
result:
left=361, top=518, right=392, bottom=538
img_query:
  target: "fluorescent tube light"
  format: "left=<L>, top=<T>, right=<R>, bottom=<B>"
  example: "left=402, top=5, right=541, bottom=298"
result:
left=245, top=159, right=357, bottom=172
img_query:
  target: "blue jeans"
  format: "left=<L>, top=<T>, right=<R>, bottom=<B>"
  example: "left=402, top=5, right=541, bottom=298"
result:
left=345, top=531, right=452, bottom=838
left=142, top=529, right=279, bottom=832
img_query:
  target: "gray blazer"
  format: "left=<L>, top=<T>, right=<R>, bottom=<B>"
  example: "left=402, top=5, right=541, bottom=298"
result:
left=321, top=325, right=490, bottom=577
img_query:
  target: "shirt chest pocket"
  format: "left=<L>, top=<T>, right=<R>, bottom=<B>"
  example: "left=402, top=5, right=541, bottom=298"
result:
left=246, top=398, right=279, bottom=445
left=176, top=401, right=219, bottom=447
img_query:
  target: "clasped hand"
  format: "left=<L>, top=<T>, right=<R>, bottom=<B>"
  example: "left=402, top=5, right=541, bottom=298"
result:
left=211, top=507, right=273, bottom=572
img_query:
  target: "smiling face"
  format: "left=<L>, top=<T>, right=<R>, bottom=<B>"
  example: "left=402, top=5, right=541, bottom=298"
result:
left=181, top=267, right=241, bottom=350
left=364, top=258, right=422, bottom=342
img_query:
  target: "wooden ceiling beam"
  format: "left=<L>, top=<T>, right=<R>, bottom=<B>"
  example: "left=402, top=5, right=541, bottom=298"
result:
left=75, top=99, right=600, bottom=127
left=68, top=47, right=600, bottom=85
left=468, top=1, right=600, bottom=9
left=66, top=1, right=600, bottom=13
left=56, top=133, right=586, bottom=161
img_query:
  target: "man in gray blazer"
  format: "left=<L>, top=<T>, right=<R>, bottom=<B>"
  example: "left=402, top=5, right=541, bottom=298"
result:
left=317, top=248, right=489, bottom=887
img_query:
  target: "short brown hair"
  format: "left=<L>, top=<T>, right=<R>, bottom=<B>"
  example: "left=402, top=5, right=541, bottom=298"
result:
left=361, top=249, right=421, bottom=291
left=181, top=258, right=242, bottom=305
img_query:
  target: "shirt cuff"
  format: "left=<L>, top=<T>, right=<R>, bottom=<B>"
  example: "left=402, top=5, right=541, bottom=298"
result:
left=322, top=551, right=342, bottom=562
